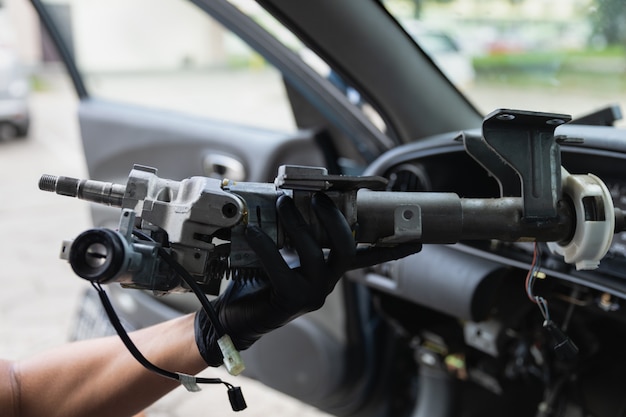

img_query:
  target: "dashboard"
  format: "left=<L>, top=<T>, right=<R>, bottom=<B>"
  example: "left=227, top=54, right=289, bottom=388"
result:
left=364, top=125, right=626, bottom=300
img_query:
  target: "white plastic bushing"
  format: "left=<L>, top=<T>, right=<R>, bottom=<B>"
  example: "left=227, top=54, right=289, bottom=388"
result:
left=548, top=168, right=615, bottom=270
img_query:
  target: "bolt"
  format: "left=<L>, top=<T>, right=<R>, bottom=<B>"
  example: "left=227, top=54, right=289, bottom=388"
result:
left=496, top=114, right=515, bottom=121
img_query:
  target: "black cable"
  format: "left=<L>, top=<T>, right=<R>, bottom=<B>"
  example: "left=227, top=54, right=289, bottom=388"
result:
left=156, top=247, right=227, bottom=337
left=94, top=282, right=179, bottom=381
left=93, top=282, right=225, bottom=383
left=92, top=282, right=246, bottom=410
left=131, top=229, right=154, bottom=242
left=132, top=229, right=227, bottom=337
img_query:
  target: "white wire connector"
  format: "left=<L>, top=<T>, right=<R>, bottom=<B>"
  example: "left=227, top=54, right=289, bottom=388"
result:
left=218, top=334, right=245, bottom=376
left=177, top=373, right=202, bottom=392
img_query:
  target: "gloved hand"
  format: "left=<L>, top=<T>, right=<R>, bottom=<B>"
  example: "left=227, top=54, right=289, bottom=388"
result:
left=195, top=192, right=421, bottom=367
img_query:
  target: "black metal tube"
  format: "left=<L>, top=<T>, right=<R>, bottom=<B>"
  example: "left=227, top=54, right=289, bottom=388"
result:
left=356, top=190, right=462, bottom=243
left=356, top=190, right=575, bottom=244
left=460, top=197, right=575, bottom=242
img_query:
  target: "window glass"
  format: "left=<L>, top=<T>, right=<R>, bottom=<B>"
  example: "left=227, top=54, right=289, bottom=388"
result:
left=383, top=0, right=626, bottom=127
left=229, top=0, right=388, bottom=134
left=43, top=0, right=297, bottom=132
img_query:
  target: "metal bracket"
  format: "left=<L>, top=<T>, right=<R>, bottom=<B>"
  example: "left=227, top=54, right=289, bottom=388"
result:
left=379, top=205, right=422, bottom=244
left=462, top=131, right=520, bottom=197
left=480, top=109, right=571, bottom=221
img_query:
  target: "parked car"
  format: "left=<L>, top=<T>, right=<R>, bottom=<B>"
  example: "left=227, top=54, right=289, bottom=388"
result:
left=32, top=0, right=626, bottom=416
left=400, top=20, right=476, bottom=89
left=0, top=45, right=30, bottom=140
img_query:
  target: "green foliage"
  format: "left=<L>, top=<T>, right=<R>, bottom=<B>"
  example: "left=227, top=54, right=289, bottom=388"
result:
left=589, top=0, right=626, bottom=45
left=472, top=47, right=626, bottom=91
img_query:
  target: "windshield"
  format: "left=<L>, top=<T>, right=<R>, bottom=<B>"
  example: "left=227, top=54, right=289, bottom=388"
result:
left=383, top=0, right=626, bottom=127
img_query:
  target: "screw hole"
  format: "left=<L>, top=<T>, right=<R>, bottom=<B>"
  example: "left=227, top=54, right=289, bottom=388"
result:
left=496, top=114, right=515, bottom=121
left=546, top=118, right=566, bottom=126
left=222, top=202, right=238, bottom=218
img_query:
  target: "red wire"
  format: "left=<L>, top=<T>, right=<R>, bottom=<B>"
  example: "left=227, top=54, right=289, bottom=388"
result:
left=525, top=243, right=539, bottom=303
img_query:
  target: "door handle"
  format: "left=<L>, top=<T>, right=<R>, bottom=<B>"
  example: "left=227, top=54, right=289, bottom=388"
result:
left=203, top=154, right=246, bottom=181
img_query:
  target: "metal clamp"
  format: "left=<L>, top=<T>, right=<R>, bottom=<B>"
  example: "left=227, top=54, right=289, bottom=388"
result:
left=480, top=109, right=571, bottom=221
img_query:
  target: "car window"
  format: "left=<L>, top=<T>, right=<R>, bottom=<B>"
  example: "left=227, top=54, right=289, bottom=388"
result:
left=228, top=0, right=389, bottom=134
left=383, top=0, right=626, bottom=127
left=39, top=0, right=297, bottom=132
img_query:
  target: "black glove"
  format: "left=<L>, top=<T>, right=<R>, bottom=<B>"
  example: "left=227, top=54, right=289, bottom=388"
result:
left=195, top=192, right=421, bottom=367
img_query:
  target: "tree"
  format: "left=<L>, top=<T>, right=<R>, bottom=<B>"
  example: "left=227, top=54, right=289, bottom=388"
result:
left=590, top=0, right=626, bottom=46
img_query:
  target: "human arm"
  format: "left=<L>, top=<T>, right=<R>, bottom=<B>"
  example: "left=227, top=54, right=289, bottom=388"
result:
left=0, top=313, right=204, bottom=417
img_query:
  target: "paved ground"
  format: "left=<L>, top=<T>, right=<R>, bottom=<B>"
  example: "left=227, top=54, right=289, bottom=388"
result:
left=0, top=73, right=88, bottom=361
left=0, top=71, right=331, bottom=417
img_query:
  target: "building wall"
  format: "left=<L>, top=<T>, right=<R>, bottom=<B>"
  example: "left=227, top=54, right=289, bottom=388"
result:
left=3, top=0, right=42, bottom=67
left=2, top=0, right=229, bottom=72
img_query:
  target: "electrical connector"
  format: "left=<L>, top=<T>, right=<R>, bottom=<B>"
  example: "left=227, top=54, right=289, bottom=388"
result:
left=218, top=334, right=245, bottom=375
left=228, top=386, right=247, bottom=411
left=543, top=320, right=579, bottom=360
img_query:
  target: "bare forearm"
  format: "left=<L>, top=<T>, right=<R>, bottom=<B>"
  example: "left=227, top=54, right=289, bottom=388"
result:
left=3, top=313, right=207, bottom=417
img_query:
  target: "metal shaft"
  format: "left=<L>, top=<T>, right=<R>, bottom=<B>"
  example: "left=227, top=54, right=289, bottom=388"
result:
left=356, top=190, right=575, bottom=244
left=39, top=174, right=126, bottom=207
